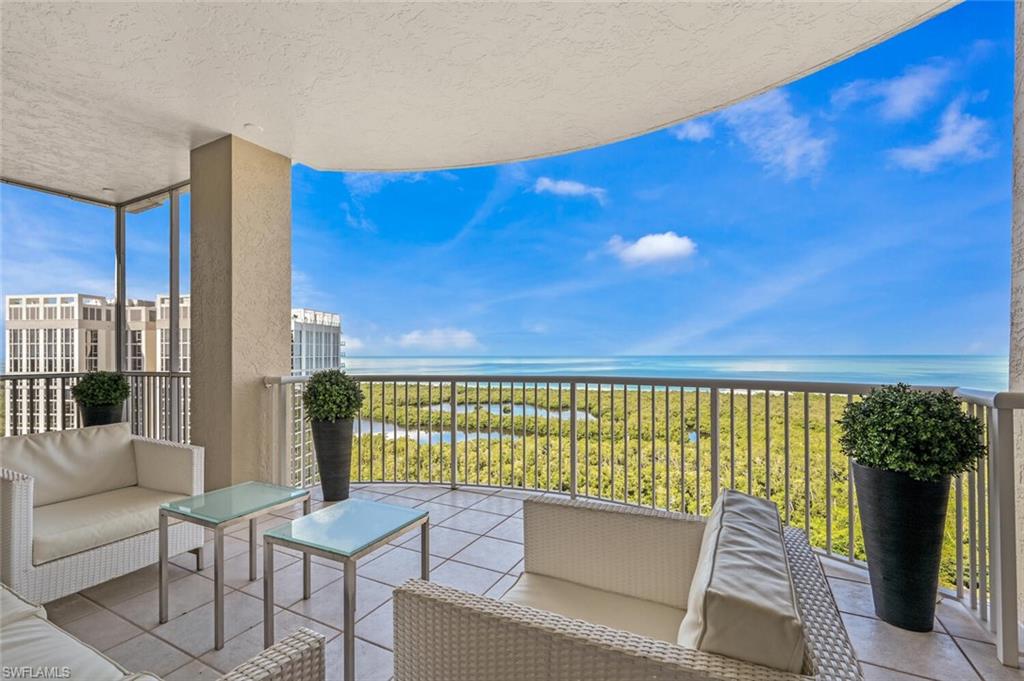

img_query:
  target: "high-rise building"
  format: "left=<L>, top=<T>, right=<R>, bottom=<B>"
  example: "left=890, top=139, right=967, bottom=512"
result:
left=290, top=308, right=345, bottom=376
left=3, top=294, right=346, bottom=435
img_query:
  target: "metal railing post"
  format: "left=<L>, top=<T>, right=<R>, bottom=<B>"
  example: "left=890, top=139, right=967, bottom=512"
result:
left=569, top=383, right=578, bottom=499
left=449, top=381, right=458, bottom=489
left=710, top=388, right=720, bottom=504
left=987, top=404, right=1019, bottom=667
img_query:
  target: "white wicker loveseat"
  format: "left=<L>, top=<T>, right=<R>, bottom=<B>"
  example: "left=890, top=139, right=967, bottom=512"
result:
left=394, top=491, right=863, bottom=681
left=0, top=584, right=325, bottom=681
left=1, top=423, right=205, bottom=603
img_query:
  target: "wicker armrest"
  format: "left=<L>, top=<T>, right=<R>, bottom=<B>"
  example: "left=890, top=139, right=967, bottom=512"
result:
left=219, top=627, right=325, bottom=681
left=523, top=496, right=707, bottom=607
left=394, top=579, right=806, bottom=681
left=0, top=467, right=34, bottom=583
left=132, top=437, right=204, bottom=496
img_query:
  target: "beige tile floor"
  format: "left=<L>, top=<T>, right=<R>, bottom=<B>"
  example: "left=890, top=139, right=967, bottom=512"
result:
left=44, top=484, right=1021, bottom=680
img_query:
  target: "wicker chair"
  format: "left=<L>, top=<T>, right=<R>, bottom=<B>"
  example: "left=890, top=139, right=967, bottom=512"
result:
left=393, top=496, right=863, bottom=681
left=1, top=424, right=205, bottom=603
left=1, top=583, right=326, bottom=681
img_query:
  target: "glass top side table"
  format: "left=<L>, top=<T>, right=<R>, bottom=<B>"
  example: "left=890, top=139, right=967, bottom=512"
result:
left=263, top=498, right=429, bottom=681
left=159, top=481, right=311, bottom=650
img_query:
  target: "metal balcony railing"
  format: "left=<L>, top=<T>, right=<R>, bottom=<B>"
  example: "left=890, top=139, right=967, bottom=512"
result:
left=1, top=370, right=1017, bottom=665
left=266, top=373, right=1022, bottom=666
left=1, top=371, right=191, bottom=443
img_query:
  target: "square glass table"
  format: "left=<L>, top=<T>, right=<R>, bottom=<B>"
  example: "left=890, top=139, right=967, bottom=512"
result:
left=263, top=498, right=429, bottom=681
left=159, top=481, right=310, bottom=649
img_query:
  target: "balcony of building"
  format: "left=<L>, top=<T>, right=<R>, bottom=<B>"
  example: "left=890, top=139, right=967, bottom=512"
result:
left=2, top=2, right=1023, bottom=680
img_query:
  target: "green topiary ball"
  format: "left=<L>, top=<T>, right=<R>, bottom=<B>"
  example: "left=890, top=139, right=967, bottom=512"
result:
left=71, top=371, right=130, bottom=407
left=303, top=370, right=364, bottom=422
left=839, top=383, right=986, bottom=483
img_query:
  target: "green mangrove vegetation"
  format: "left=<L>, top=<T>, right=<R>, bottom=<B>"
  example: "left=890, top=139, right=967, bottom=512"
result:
left=299, top=381, right=981, bottom=590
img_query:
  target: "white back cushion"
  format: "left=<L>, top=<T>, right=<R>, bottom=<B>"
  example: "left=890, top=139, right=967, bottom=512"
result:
left=678, top=489, right=806, bottom=674
left=1, top=424, right=137, bottom=507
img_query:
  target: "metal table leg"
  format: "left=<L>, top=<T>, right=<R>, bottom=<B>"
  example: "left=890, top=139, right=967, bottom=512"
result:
left=214, top=528, right=225, bottom=649
left=249, top=517, right=258, bottom=582
left=344, top=559, right=357, bottom=681
left=421, top=519, right=430, bottom=580
left=263, top=540, right=275, bottom=647
left=158, top=510, right=168, bottom=623
left=303, top=497, right=312, bottom=599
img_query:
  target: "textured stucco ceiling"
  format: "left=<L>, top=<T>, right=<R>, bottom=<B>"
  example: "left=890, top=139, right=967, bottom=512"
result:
left=2, top=1, right=958, bottom=204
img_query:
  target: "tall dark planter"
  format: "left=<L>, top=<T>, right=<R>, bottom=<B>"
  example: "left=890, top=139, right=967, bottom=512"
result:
left=80, top=402, right=125, bottom=427
left=311, top=418, right=354, bottom=502
left=853, top=461, right=949, bottom=631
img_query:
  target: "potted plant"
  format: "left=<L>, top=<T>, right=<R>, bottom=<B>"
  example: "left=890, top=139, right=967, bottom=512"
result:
left=839, top=383, right=985, bottom=631
left=303, top=370, right=364, bottom=501
left=71, top=371, right=130, bottom=427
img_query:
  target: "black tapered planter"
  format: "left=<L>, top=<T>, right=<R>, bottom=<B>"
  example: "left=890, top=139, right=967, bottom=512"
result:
left=853, top=461, right=949, bottom=631
left=80, top=402, right=125, bottom=427
left=311, top=418, right=354, bottom=501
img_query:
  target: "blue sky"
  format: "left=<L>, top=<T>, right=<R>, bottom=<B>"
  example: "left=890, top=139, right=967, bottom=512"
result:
left=1, top=1, right=1015, bottom=357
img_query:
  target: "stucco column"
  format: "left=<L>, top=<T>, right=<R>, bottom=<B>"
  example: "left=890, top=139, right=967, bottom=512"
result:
left=190, top=135, right=292, bottom=489
left=1012, top=0, right=1024, bottom=613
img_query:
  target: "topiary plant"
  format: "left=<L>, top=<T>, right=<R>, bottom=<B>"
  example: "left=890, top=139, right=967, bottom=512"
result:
left=71, top=371, right=130, bottom=406
left=839, top=383, right=985, bottom=482
left=303, top=370, right=364, bottom=422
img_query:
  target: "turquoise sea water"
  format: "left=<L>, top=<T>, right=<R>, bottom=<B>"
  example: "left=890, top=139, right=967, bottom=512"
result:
left=345, top=355, right=1010, bottom=391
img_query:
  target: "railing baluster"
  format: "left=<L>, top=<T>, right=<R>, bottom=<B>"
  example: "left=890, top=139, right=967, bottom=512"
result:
left=695, top=389, right=701, bottom=512
left=405, top=382, right=410, bottom=483
left=956, top=472, right=965, bottom=599
left=783, top=391, right=790, bottom=524
left=622, top=384, right=628, bottom=504
left=746, top=389, right=753, bottom=496
left=597, top=384, right=603, bottom=499
left=710, top=388, right=720, bottom=506
left=729, top=389, right=735, bottom=490
left=825, top=392, right=832, bottom=555
left=522, top=382, right=528, bottom=489
left=664, top=387, right=670, bottom=510
left=611, top=384, right=616, bottom=501
left=449, top=380, right=457, bottom=489
left=536, top=382, right=541, bottom=491
left=976, top=403, right=988, bottom=622
left=765, top=389, right=771, bottom=502
left=804, top=392, right=811, bottom=533
left=847, top=394, right=855, bottom=561
left=570, top=382, right=578, bottom=499
left=680, top=387, right=686, bottom=513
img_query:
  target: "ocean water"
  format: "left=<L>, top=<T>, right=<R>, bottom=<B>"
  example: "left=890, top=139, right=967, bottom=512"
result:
left=345, top=355, right=1010, bottom=392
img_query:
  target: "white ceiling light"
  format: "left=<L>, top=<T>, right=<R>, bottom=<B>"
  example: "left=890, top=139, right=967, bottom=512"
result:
left=2, top=2, right=958, bottom=203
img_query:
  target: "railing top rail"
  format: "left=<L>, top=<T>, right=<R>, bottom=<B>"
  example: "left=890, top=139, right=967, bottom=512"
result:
left=954, top=388, right=1024, bottom=410
left=0, top=371, right=190, bottom=380
left=265, top=373, right=957, bottom=395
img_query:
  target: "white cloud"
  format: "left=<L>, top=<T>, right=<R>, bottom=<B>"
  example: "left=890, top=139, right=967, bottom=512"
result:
left=720, top=90, right=828, bottom=180
left=669, top=119, right=713, bottom=142
left=343, top=172, right=423, bottom=197
left=607, top=231, right=696, bottom=266
left=832, top=62, right=951, bottom=121
left=533, top=177, right=607, bottom=205
left=887, top=97, right=993, bottom=172
left=398, top=327, right=480, bottom=350
left=344, top=337, right=365, bottom=352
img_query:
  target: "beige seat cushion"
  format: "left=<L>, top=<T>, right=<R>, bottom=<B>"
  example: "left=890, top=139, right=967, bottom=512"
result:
left=1, top=423, right=138, bottom=506
left=678, top=489, right=806, bottom=673
left=0, top=616, right=127, bottom=680
left=33, top=486, right=185, bottom=564
left=501, top=572, right=685, bottom=642
left=1, top=584, right=46, bottom=626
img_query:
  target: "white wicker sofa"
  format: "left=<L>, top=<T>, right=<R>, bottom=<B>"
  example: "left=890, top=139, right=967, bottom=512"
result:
left=1, top=423, right=205, bottom=603
left=0, top=584, right=325, bottom=680
left=394, top=490, right=863, bottom=681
